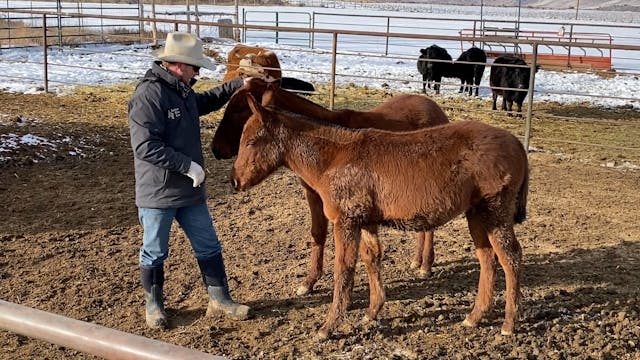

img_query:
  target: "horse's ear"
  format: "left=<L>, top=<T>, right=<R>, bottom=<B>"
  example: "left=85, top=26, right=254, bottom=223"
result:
left=246, top=93, right=267, bottom=122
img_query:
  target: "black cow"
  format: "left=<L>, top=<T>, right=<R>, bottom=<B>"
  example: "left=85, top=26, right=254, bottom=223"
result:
left=456, top=47, right=487, bottom=96
left=417, top=45, right=487, bottom=96
left=281, top=77, right=315, bottom=95
left=417, top=44, right=452, bottom=94
left=489, top=56, right=532, bottom=117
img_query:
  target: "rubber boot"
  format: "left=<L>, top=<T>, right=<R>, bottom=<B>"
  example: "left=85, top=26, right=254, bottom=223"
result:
left=197, top=254, right=251, bottom=320
left=141, top=265, right=168, bottom=329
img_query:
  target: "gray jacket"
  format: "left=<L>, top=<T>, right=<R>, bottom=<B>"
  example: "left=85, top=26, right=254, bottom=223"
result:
left=128, top=61, right=243, bottom=208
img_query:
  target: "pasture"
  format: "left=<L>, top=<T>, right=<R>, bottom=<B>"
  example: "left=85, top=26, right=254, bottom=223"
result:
left=0, top=82, right=639, bottom=359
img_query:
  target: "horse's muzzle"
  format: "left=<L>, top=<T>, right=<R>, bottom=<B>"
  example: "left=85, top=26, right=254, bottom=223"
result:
left=231, top=177, right=240, bottom=191
left=230, top=167, right=242, bottom=191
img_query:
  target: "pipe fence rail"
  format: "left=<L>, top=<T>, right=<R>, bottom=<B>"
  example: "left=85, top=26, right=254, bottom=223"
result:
left=0, top=299, right=226, bottom=360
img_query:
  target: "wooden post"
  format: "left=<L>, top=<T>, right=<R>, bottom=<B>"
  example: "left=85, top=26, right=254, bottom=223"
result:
left=42, top=14, right=49, bottom=93
left=523, top=43, right=538, bottom=154
left=329, top=32, right=337, bottom=111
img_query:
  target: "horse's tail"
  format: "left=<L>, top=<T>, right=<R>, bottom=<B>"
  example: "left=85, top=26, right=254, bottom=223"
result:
left=514, top=166, right=529, bottom=224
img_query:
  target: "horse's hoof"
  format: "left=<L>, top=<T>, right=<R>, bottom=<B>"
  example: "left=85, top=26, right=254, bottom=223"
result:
left=296, top=285, right=310, bottom=296
left=360, top=314, right=373, bottom=325
left=417, top=268, right=431, bottom=279
left=314, top=330, right=329, bottom=341
left=501, top=328, right=514, bottom=336
left=462, top=318, right=477, bottom=328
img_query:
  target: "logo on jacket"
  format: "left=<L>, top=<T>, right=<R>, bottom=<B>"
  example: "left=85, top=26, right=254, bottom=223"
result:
left=167, top=108, right=181, bottom=120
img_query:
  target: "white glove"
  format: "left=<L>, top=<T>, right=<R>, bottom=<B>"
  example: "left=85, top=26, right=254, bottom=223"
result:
left=243, top=76, right=279, bottom=85
left=185, top=161, right=205, bottom=187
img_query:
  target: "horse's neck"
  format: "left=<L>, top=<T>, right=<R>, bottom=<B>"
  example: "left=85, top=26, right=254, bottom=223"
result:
left=277, top=114, right=357, bottom=182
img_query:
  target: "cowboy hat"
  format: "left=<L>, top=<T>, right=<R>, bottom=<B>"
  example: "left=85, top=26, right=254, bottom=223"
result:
left=152, top=32, right=216, bottom=71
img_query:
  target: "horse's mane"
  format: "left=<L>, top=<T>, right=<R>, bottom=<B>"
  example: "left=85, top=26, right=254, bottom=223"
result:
left=264, top=105, right=365, bottom=145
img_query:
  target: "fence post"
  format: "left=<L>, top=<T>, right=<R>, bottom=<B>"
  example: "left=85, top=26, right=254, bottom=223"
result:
left=138, top=0, right=144, bottom=42
left=311, top=11, right=315, bottom=49
left=329, top=32, right=337, bottom=111
left=523, top=43, right=538, bottom=154
left=56, top=0, right=62, bottom=47
left=275, top=12, right=279, bottom=44
left=385, top=17, right=390, bottom=56
left=42, top=14, right=49, bottom=93
left=241, top=8, right=246, bottom=43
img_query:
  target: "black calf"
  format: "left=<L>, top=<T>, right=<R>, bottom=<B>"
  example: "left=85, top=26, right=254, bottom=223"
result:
left=417, top=45, right=486, bottom=96
left=489, top=56, right=532, bottom=117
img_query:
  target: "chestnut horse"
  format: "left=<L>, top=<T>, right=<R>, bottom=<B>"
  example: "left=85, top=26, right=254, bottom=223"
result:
left=232, top=94, right=529, bottom=340
left=212, top=79, right=449, bottom=295
left=223, top=44, right=282, bottom=82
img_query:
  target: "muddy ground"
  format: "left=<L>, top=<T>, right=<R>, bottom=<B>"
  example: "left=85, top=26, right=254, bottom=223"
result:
left=0, top=85, right=639, bottom=359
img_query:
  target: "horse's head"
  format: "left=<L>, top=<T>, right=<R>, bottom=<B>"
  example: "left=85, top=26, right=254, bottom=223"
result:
left=231, top=93, right=283, bottom=191
left=211, top=78, right=276, bottom=159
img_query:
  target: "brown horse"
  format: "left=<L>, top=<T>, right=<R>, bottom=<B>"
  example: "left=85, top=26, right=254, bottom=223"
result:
left=223, top=44, right=282, bottom=82
left=232, top=94, right=529, bottom=340
left=212, top=79, right=449, bottom=295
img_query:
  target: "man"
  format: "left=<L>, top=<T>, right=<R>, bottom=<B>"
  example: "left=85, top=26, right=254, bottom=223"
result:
left=128, top=32, right=258, bottom=329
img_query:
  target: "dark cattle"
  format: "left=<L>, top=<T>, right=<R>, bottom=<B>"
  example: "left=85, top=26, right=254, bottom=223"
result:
left=417, top=44, right=452, bottom=94
left=490, top=56, right=531, bottom=117
left=417, top=45, right=487, bottom=96
left=456, top=47, right=487, bottom=96
left=280, top=76, right=315, bottom=94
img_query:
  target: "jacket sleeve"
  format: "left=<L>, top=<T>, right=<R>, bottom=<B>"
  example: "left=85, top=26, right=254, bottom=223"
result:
left=128, top=83, right=191, bottom=174
left=196, top=76, right=244, bottom=115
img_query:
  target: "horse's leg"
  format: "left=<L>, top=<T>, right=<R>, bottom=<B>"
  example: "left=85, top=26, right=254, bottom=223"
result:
left=410, top=231, right=434, bottom=278
left=492, top=93, right=498, bottom=111
left=317, top=218, right=360, bottom=340
left=297, top=181, right=329, bottom=296
left=462, top=212, right=496, bottom=328
left=410, top=231, right=424, bottom=270
left=359, top=225, right=385, bottom=324
left=487, top=223, right=522, bottom=335
left=420, top=230, right=435, bottom=277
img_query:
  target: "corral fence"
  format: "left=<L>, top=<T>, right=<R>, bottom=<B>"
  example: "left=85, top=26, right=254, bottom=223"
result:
left=0, top=8, right=639, bottom=166
left=241, top=10, right=628, bottom=72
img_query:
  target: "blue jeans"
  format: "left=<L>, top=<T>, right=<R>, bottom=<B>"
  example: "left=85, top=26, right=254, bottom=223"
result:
left=138, top=203, right=222, bottom=267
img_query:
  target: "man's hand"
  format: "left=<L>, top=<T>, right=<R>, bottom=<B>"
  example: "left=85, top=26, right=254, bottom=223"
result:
left=243, top=76, right=279, bottom=86
left=238, top=58, right=267, bottom=78
left=185, top=161, right=205, bottom=187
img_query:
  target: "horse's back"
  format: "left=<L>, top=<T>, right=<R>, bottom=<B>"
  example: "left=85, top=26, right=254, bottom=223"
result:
left=369, top=94, right=449, bottom=128
left=360, top=120, right=527, bottom=193
left=346, top=121, right=527, bottom=225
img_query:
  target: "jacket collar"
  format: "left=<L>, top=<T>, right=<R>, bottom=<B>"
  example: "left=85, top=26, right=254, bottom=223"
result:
left=145, top=61, right=197, bottom=98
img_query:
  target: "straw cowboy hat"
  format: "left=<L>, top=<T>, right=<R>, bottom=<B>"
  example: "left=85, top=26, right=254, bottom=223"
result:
left=152, top=32, right=216, bottom=71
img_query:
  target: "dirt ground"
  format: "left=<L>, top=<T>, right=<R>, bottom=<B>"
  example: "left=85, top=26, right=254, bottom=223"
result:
left=0, top=85, right=639, bottom=360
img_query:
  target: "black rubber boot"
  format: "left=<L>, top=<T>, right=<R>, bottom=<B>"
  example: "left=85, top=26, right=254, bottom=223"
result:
left=197, top=254, right=251, bottom=320
left=141, top=265, right=167, bottom=329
